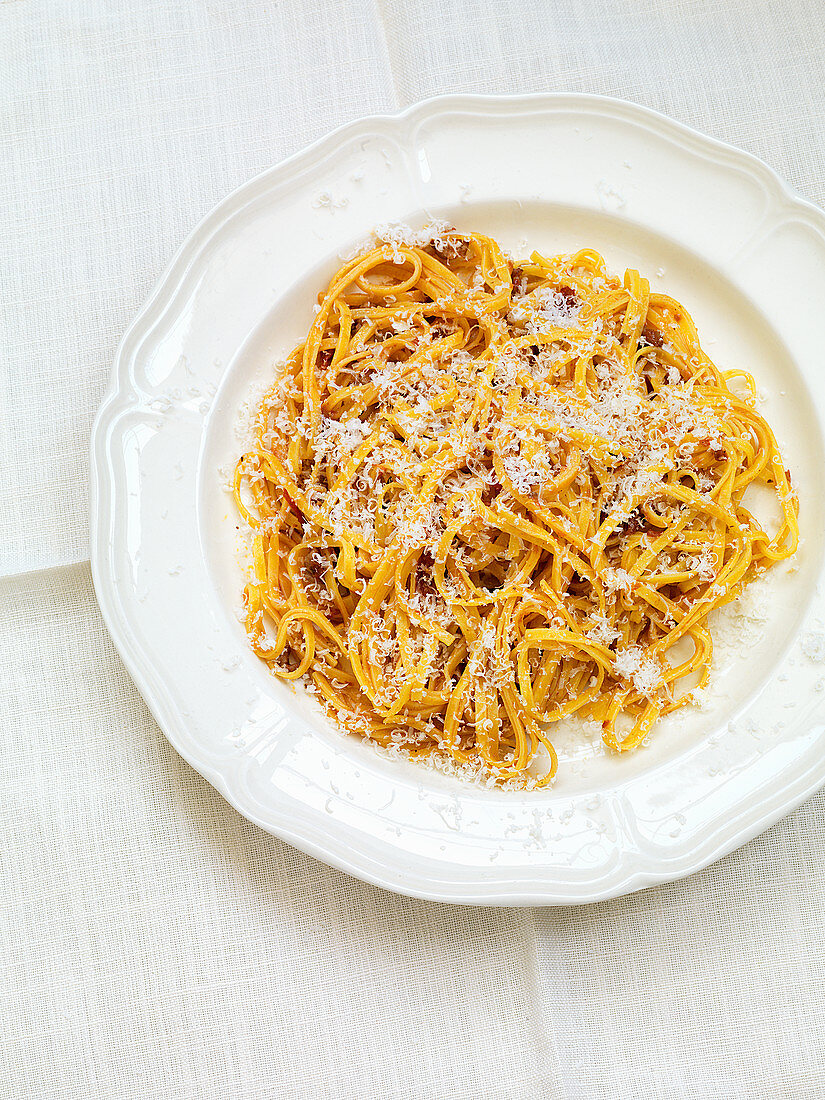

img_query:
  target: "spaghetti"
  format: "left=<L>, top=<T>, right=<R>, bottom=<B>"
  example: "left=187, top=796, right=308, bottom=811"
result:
left=234, top=225, right=799, bottom=785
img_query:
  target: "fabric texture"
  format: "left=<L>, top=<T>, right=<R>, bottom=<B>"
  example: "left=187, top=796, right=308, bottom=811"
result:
left=0, top=565, right=559, bottom=1100
left=2, top=1, right=825, bottom=1097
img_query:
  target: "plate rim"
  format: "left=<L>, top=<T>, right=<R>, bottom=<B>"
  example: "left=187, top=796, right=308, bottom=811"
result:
left=91, top=91, right=825, bottom=905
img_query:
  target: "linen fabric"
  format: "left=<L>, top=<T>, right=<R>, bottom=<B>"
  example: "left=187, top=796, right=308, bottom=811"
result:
left=2, top=2, right=824, bottom=1096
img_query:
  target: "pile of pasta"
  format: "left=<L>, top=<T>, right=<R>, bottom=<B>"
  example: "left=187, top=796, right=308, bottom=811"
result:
left=234, top=226, right=798, bottom=785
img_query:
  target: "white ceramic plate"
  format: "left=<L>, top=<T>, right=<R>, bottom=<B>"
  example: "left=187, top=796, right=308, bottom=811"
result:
left=91, top=94, right=825, bottom=905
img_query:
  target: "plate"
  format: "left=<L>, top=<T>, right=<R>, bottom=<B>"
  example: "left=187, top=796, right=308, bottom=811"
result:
left=91, top=94, right=825, bottom=905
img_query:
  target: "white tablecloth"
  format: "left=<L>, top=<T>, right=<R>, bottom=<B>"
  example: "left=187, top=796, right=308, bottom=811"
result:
left=2, top=2, right=824, bottom=1096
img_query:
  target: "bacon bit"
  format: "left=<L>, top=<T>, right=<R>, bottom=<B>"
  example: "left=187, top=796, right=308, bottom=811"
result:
left=556, top=285, right=579, bottom=307
left=430, top=235, right=467, bottom=262
left=619, top=508, right=647, bottom=535
left=415, top=551, right=437, bottom=598
left=640, top=325, right=664, bottom=348
left=318, top=349, right=333, bottom=369
left=511, top=266, right=529, bottom=299
left=615, top=505, right=663, bottom=539
left=785, top=467, right=792, bottom=485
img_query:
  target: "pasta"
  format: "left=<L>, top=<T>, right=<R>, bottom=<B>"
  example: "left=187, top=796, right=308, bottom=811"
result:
left=233, top=225, right=799, bottom=786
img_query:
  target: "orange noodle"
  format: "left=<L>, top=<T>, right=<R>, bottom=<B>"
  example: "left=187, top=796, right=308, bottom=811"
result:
left=234, top=226, right=799, bottom=785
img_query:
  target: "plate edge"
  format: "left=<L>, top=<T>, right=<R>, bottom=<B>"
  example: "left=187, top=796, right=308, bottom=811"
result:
left=89, top=92, right=825, bottom=905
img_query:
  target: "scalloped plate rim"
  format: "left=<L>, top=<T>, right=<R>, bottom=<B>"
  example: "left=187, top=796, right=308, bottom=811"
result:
left=91, top=92, right=825, bottom=905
